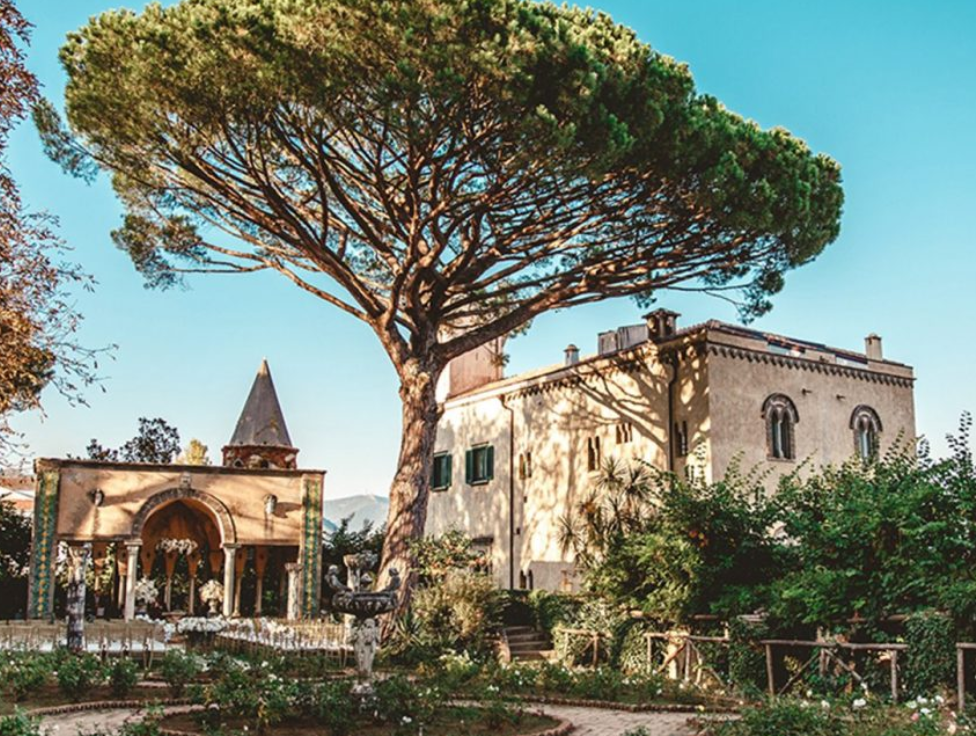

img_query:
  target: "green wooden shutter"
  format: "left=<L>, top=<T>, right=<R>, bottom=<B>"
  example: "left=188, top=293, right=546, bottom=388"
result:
left=486, top=445, right=495, bottom=481
left=465, top=449, right=474, bottom=484
left=445, top=454, right=453, bottom=488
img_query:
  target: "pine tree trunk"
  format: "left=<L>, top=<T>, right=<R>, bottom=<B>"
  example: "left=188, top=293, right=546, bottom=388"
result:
left=378, top=358, right=443, bottom=617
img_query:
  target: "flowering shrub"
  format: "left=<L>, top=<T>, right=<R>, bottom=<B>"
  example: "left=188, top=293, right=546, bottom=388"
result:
left=203, top=664, right=295, bottom=733
left=407, top=569, right=502, bottom=659
left=305, top=680, right=355, bottom=736
left=0, top=710, right=42, bottom=736
left=712, top=695, right=971, bottom=736
left=371, top=675, right=442, bottom=735
left=108, top=658, right=140, bottom=698
left=55, top=652, right=104, bottom=701
left=2, top=654, right=51, bottom=701
left=157, top=649, right=203, bottom=697
left=424, top=650, right=482, bottom=692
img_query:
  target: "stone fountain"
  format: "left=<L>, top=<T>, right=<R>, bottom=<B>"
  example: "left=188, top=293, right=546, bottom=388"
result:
left=327, top=553, right=400, bottom=697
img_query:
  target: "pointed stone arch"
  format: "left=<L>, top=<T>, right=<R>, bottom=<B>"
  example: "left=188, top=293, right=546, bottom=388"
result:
left=130, top=487, right=237, bottom=546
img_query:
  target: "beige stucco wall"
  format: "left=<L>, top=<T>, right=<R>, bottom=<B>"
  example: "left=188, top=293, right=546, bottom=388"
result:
left=426, top=395, right=513, bottom=586
left=428, top=349, right=674, bottom=591
left=49, top=461, right=321, bottom=546
left=704, top=338, right=916, bottom=485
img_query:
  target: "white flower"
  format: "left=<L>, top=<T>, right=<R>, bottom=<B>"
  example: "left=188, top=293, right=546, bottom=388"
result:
left=852, top=698, right=867, bottom=709
left=401, top=716, right=413, bottom=724
left=820, top=700, right=831, bottom=710
left=133, top=577, right=159, bottom=606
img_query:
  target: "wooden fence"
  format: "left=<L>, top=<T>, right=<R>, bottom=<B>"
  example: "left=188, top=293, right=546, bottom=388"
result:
left=554, top=626, right=976, bottom=704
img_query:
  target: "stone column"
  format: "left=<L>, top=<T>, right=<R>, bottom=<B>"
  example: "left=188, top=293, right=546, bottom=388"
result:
left=222, top=545, right=239, bottom=618
left=123, top=541, right=141, bottom=622
left=187, top=552, right=201, bottom=616
left=116, top=550, right=128, bottom=613
left=284, top=563, right=303, bottom=621
left=65, top=544, right=91, bottom=652
left=233, top=547, right=247, bottom=617
left=253, top=547, right=268, bottom=617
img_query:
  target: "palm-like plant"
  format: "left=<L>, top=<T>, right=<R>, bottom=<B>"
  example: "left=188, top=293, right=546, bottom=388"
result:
left=559, top=457, right=657, bottom=570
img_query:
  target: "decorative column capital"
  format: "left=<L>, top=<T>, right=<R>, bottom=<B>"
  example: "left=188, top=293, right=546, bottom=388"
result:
left=124, top=539, right=143, bottom=550
left=222, top=543, right=241, bottom=552
left=284, top=562, right=303, bottom=573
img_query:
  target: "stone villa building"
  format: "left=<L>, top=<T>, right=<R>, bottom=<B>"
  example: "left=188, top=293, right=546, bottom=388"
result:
left=426, top=310, right=916, bottom=592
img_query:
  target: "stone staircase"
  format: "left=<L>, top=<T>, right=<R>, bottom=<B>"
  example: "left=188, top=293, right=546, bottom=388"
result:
left=504, top=625, right=553, bottom=662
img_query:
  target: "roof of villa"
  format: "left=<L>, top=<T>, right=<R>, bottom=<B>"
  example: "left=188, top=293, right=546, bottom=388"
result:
left=447, top=318, right=913, bottom=403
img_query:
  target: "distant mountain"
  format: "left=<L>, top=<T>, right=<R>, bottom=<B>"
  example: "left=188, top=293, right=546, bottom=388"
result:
left=324, top=494, right=389, bottom=532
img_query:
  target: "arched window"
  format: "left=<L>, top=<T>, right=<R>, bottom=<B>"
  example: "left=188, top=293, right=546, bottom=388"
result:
left=762, top=394, right=799, bottom=460
left=850, top=405, right=882, bottom=462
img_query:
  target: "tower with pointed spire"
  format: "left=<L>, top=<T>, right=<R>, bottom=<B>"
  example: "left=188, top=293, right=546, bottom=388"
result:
left=222, top=359, right=300, bottom=469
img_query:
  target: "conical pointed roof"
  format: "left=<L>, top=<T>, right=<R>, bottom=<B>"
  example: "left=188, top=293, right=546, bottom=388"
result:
left=227, top=359, right=294, bottom=448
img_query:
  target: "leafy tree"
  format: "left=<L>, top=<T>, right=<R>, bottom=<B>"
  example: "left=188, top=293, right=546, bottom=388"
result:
left=0, top=498, right=30, bottom=618
left=565, top=458, right=786, bottom=623
left=410, top=529, right=488, bottom=585
left=0, top=0, right=99, bottom=458
left=86, top=416, right=181, bottom=464
left=768, top=420, right=976, bottom=634
left=321, top=515, right=385, bottom=605
left=38, top=0, right=844, bottom=590
left=177, top=438, right=211, bottom=465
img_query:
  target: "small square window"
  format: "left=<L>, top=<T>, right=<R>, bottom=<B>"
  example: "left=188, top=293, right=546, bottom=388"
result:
left=431, top=452, right=452, bottom=491
left=465, top=445, right=494, bottom=485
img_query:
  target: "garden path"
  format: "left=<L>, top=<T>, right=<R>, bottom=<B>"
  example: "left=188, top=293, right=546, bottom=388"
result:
left=542, top=704, right=698, bottom=736
left=39, top=704, right=712, bottom=736
left=40, top=707, right=149, bottom=735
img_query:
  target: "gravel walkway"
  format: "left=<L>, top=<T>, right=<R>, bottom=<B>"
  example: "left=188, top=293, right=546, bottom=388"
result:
left=540, top=704, right=697, bottom=736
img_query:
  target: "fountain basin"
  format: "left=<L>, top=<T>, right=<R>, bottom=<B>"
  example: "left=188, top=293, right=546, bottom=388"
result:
left=331, top=591, right=396, bottom=618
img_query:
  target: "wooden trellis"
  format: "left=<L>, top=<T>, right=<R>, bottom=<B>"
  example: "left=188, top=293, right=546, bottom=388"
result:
left=644, top=632, right=730, bottom=688
left=761, top=639, right=906, bottom=702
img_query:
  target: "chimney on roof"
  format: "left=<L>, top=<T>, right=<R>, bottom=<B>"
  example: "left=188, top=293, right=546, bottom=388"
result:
left=565, top=344, right=580, bottom=366
left=865, top=334, right=883, bottom=361
left=644, top=309, right=680, bottom=342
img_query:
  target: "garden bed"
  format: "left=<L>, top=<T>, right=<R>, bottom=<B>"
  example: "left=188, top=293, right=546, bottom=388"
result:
left=157, top=707, right=569, bottom=736
left=0, top=685, right=172, bottom=715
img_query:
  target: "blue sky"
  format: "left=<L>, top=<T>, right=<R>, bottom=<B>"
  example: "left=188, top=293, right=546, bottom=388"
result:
left=8, top=0, right=976, bottom=498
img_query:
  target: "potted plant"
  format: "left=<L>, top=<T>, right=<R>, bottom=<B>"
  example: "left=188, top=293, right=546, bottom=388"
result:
left=199, top=579, right=224, bottom=617
left=133, top=577, right=159, bottom=617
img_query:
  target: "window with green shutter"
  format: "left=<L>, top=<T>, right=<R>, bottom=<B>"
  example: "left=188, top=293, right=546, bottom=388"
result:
left=432, top=452, right=452, bottom=491
left=465, top=444, right=494, bottom=485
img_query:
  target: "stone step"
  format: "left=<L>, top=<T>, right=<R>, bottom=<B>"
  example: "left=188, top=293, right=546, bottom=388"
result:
left=507, top=632, right=549, bottom=644
left=511, top=650, right=552, bottom=661
left=505, top=625, right=537, bottom=635
left=508, top=641, right=550, bottom=653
